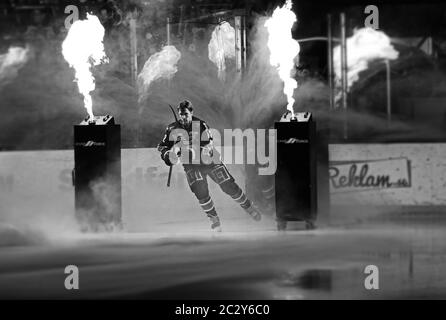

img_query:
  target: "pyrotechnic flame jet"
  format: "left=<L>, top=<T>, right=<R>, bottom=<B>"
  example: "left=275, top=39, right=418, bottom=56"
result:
left=208, top=22, right=236, bottom=81
left=0, top=46, right=29, bottom=86
left=62, top=14, right=108, bottom=120
left=137, top=45, right=181, bottom=102
left=265, top=0, right=300, bottom=118
left=333, top=27, right=399, bottom=103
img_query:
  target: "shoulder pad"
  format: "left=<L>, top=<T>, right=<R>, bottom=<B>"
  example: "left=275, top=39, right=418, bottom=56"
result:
left=166, top=122, right=179, bottom=130
left=192, top=116, right=203, bottom=123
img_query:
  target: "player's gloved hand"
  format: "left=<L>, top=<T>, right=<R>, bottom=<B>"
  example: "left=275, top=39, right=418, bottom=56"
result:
left=172, top=143, right=181, bottom=157
left=201, top=144, right=213, bottom=157
left=163, top=147, right=180, bottom=166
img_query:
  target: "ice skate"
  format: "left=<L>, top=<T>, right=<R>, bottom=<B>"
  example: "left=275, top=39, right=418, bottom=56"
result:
left=245, top=203, right=261, bottom=221
left=209, top=215, right=222, bottom=232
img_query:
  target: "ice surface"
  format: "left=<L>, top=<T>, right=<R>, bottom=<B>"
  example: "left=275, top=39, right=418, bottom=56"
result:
left=1, top=211, right=445, bottom=299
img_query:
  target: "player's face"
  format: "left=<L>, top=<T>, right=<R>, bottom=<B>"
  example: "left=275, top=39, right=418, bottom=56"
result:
left=179, top=108, right=193, bottom=126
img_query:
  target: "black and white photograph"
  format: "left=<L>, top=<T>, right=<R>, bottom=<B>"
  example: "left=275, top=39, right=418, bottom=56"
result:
left=0, top=0, right=446, bottom=306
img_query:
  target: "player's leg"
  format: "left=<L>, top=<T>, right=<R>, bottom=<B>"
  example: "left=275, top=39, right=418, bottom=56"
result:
left=185, top=167, right=221, bottom=231
left=208, top=164, right=261, bottom=221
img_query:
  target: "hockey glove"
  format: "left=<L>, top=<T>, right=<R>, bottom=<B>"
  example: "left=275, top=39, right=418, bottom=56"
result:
left=201, top=145, right=213, bottom=157
left=164, top=144, right=181, bottom=166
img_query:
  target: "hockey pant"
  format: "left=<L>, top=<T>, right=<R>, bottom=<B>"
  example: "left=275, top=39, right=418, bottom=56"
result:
left=184, top=164, right=251, bottom=218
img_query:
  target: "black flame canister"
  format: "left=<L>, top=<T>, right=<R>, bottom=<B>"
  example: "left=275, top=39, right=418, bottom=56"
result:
left=73, top=115, right=121, bottom=232
left=274, top=117, right=317, bottom=230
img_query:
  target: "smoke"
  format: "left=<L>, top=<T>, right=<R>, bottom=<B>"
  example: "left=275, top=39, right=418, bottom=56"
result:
left=137, top=45, right=181, bottom=102
left=86, top=172, right=122, bottom=232
left=208, top=22, right=236, bottom=81
left=0, top=160, right=123, bottom=246
left=333, top=27, right=399, bottom=104
left=0, top=46, right=30, bottom=87
left=0, top=4, right=292, bottom=151
left=134, top=13, right=292, bottom=143
left=225, top=15, right=292, bottom=128
left=0, top=223, right=46, bottom=246
left=0, top=2, right=442, bottom=152
left=0, top=191, right=80, bottom=246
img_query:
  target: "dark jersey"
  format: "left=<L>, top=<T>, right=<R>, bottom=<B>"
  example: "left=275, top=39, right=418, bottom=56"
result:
left=157, top=116, right=213, bottom=165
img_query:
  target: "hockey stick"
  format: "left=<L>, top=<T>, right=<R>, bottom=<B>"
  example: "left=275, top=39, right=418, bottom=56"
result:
left=167, top=104, right=178, bottom=187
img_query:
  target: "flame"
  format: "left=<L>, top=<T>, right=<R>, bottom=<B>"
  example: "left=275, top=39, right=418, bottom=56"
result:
left=208, top=22, right=236, bottom=81
left=137, top=45, right=181, bottom=101
left=265, top=0, right=300, bottom=116
left=0, top=46, right=29, bottom=86
left=62, top=14, right=108, bottom=119
left=333, top=27, right=399, bottom=102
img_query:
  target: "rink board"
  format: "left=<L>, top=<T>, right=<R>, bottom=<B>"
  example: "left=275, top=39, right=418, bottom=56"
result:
left=329, top=144, right=446, bottom=206
left=0, top=148, right=247, bottom=231
left=0, top=144, right=445, bottom=229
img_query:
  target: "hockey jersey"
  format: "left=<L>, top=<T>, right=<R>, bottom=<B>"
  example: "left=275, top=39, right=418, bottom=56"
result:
left=157, top=116, right=214, bottom=166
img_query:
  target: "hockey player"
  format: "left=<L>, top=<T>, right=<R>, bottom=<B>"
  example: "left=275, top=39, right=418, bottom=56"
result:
left=157, top=100, right=261, bottom=231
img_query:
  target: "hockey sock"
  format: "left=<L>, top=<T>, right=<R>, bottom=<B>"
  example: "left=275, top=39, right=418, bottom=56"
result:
left=199, top=196, right=218, bottom=217
left=231, top=189, right=251, bottom=210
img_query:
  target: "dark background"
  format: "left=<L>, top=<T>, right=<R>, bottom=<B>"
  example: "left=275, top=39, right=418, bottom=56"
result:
left=1, top=0, right=446, bottom=150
